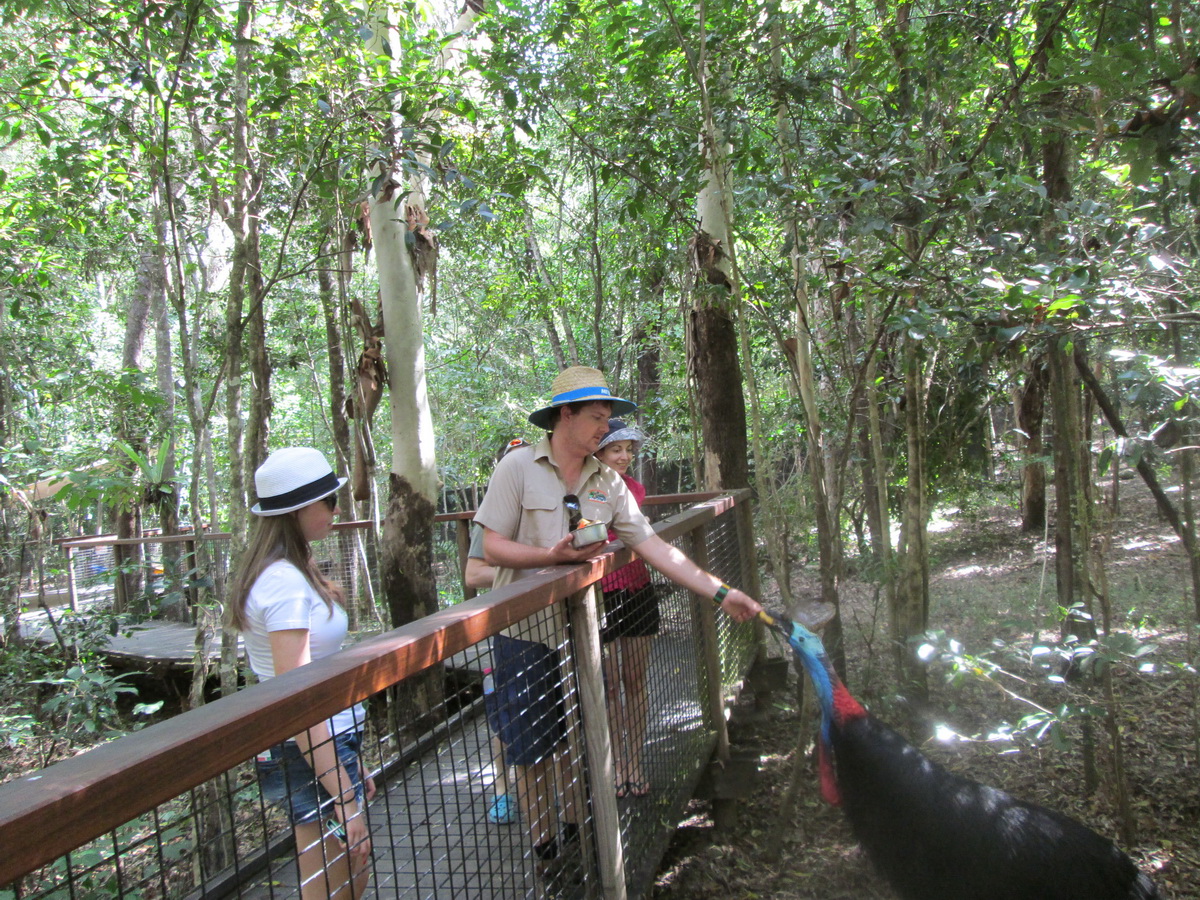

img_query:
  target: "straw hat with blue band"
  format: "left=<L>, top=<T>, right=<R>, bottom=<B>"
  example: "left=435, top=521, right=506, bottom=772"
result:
left=528, top=366, right=637, bottom=430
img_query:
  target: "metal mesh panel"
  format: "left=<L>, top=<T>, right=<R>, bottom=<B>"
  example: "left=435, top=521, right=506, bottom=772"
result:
left=605, top=504, right=757, bottom=896
left=4, top=493, right=759, bottom=900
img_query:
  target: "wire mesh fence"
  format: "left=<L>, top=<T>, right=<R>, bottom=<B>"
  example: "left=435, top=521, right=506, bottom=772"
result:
left=2, top=491, right=760, bottom=900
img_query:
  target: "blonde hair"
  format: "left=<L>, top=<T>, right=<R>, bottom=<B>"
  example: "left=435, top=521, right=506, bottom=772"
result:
left=226, top=511, right=343, bottom=632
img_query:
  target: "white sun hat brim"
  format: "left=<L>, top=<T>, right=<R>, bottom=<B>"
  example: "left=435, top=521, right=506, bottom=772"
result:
left=597, top=424, right=646, bottom=450
left=251, top=447, right=348, bottom=516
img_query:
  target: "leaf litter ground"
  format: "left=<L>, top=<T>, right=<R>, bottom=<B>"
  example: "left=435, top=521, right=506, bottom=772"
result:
left=652, top=486, right=1199, bottom=900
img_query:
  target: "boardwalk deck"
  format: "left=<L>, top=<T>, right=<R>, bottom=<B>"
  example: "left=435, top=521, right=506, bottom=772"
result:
left=15, top=603, right=234, bottom=670
left=232, top=631, right=707, bottom=900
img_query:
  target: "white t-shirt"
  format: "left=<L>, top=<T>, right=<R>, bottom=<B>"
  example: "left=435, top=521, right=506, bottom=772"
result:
left=243, top=559, right=365, bottom=738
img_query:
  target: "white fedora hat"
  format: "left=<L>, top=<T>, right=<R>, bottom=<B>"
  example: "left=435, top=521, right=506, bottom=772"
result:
left=251, top=447, right=347, bottom=516
left=528, top=366, right=636, bottom=430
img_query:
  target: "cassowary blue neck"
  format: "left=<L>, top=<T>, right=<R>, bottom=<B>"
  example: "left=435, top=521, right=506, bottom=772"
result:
left=794, top=645, right=836, bottom=721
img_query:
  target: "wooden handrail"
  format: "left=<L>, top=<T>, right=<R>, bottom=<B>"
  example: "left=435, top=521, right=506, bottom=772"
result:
left=55, top=493, right=722, bottom=550
left=0, top=490, right=748, bottom=886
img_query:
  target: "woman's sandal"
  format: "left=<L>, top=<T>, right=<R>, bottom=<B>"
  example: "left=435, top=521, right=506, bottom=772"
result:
left=628, top=780, right=651, bottom=798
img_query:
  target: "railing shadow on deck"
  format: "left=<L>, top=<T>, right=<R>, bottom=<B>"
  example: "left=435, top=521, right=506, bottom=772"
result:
left=0, top=490, right=762, bottom=900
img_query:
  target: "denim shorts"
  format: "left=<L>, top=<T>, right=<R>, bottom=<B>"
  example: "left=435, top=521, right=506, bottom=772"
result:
left=255, top=732, right=365, bottom=826
left=487, top=635, right=568, bottom=766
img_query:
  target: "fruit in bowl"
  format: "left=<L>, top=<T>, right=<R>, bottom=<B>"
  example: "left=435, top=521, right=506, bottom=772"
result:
left=572, top=520, right=609, bottom=547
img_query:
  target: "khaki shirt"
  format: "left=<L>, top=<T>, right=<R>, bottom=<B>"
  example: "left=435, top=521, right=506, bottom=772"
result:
left=474, top=436, right=656, bottom=644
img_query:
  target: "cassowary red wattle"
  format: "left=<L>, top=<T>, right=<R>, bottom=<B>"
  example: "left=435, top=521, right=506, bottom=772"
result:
left=780, top=618, right=1163, bottom=900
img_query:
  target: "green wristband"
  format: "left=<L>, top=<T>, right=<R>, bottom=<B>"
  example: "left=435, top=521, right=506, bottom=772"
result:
left=713, top=583, right=731, bottom=604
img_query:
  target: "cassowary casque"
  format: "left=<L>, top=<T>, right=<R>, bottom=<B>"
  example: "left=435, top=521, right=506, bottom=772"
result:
left=777, top=617, right=1163, bottom=900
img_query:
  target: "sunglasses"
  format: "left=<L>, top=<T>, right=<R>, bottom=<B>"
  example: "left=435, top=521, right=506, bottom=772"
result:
left=563, top=494, right=582, bottom=530
left=320, top=494, right=338, bottom=511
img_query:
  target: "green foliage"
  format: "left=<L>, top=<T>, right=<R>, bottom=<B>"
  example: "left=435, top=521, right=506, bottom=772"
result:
left=919, top=628, right=1159, bottom=751
left=0, top=611, right=162, bottom=760
left=32, top=665, right=140, bottom=737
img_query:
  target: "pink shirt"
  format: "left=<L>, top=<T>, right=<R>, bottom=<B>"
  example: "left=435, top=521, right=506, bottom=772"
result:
left=601, top=473, right=652, bottom=593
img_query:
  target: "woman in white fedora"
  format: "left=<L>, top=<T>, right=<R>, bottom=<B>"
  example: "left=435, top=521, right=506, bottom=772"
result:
left=228, top=447, right=373, bottom=900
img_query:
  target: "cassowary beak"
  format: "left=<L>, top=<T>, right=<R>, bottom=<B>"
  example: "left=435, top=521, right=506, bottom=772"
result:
left=756, top=608, right=792, bottom=634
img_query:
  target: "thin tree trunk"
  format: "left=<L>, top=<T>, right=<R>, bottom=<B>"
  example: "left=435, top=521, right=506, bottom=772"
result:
left=895, top=331, right=928, bottom=698
left=244, top=229, right=270, bottom=473
left=320, top=232, right=359, bottom=624
left=687, top=40, right=749, bottom=492
left=558, top=307, right=580, bottom=366
left=634, top=321, right=660, bottom=494
left=1019, top=356, right=1049, bottom=532
left=150, top=216, right=184, bottom=623
left=1050, top=342, right=1095, bottom=642
left=588, top=164, right=606, bottom=371
left=1074, top=350, right=1200, bottom=615
left=523, top=203, right=568, bottom=371
left=114, top=237, right=154, bottom=615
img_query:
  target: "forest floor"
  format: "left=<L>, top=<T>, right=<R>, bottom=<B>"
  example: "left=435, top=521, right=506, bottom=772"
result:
left=651, top=482, right=1199, bottom=900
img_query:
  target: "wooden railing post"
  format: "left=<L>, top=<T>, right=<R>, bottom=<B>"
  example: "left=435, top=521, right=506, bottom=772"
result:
left=567, top=586, right=626, bottom=900
left=456, top=519, right=475, bottom=601
left=688, top=522, right=730, bottom=762
left=64, top=545, right=79, bottom=613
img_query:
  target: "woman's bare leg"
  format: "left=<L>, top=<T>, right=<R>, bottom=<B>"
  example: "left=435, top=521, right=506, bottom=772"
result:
left=295, top=820, right=370, bottom=900
left=619, top=635, right=653, bottom=790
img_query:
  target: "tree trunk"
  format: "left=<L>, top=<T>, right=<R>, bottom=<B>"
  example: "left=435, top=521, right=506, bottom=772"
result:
left=1167, top=300, right=1200, bottom=619
left=364, top=1, right=482, bottom=728
left=688, top=306, right=748, bottom=490
left=114, top=238, right=154, bottom=615
left=150, top=217, right=184, bottom=623
left=244, top=230, right=270, bottom=474
left=1018, top=356, right=1049, bottom=532
left=558, top=306, right=580, bottom=366
left=688, top=47, right=749, bottom=492
left=523, top=203, right=568, bottom=371
left=634, top=321, right=660, bottom=494
left=320, top=232, right=360, bottom=625
left=1049, top=342, right=1096, bottom=642
left=587, top=165, right=606, bottom=372
left=894, top=332, right=929, bottom=698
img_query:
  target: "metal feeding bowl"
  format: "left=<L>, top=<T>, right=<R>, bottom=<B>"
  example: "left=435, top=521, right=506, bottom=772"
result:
left=572, top=521, right=609, bottom=547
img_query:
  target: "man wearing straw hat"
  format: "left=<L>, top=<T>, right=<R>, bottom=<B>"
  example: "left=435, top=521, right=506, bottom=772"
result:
left=474, top=365, right=762, bottom=893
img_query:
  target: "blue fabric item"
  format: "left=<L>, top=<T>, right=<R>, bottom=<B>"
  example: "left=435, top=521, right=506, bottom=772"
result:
left=255, top=732, right=364, bottom=826
left=488, top=634, right=568, bottom=766
left=552, top=385, right=614, bottom=403
left=487, top=793, right=517, bottom=824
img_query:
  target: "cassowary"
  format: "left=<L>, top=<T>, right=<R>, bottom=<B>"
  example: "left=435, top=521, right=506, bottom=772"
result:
left=777, top=616, right=1162, bottom=900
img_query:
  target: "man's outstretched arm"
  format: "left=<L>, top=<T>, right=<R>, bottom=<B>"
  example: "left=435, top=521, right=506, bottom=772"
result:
left=633, top=534, right=762, bottom=623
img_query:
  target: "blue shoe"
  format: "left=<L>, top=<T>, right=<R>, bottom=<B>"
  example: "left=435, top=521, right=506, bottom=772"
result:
left=487, top=793, right=517, bottom=824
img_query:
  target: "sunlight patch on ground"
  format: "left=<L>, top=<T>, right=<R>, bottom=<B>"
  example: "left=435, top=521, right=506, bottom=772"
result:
left=933, top=723, right=962, bottom=743
left=928, top=506, right=960, bottom=533
left=942, top=561, right=1018, bottom=579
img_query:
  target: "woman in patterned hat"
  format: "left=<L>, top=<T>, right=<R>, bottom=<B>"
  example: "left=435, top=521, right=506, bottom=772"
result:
left=594, top=419, right=658, bottom=797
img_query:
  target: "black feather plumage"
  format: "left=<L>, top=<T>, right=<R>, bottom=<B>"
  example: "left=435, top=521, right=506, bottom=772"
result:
left=832, top=714, right=1162, bottom=900
left=772, top=614, right=1164, bottom=900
